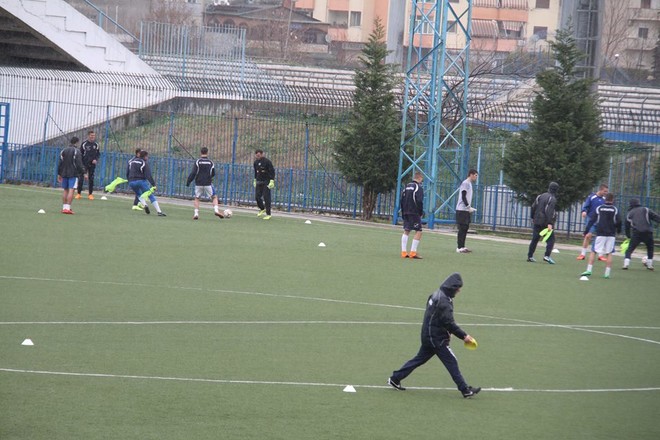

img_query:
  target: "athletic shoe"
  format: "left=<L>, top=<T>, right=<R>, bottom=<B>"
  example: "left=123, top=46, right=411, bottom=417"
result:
left=144, top=205, right=150, bottom=214
left=598, top=256, right=607, bottom=262
left=214, top=211, right=224, bottom=219
left=409, top=252, right=422, bottom=259
left=132, top=205, right=142, bottom=211
left=257, top=209, right=266, bottom=217
left=62, top=209, right=74, bottom=215
left=158, top=212, right=167, bottom=217
left=543, top=256, right=556, bottom=264
left=263, top=215, right=272, bottom=220
left=401, top=251, right=408, bottom=259
left=137, top=202, right=145, bottom=209
left=74, top=194, right=81, bottom=200
left=647, top=265, right=654, bottom=271
left=576, top=254, right=586, bottom=260
left=387, top=377, right=406, bottom=391
left=193, top=214, right=199, bottom=220
left=462, top=386, right=481, bottom=398
left=581, top=270, right=592, bottom=277
left=527, top=257, right=536, bottom=262
left=88, top=194, right=94, bottom=200
left=603, top=274, right=610, bottom=279
left=621, top=265, right=629, bottom=270
left=461, top=248, right=472, bottom=253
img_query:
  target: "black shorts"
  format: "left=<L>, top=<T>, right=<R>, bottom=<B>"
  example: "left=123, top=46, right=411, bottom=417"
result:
left=403, top=214, right=422, bottom=232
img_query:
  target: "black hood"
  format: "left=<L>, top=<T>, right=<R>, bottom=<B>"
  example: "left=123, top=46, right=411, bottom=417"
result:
left=439, top=272, right=463, bottom=298
left=548, top=182, right=559, bottom=194
left=629, top=198, right=641, bottom=209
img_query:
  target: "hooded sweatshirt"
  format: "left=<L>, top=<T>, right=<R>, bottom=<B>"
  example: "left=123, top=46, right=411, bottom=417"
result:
left=530, top=182, right=558, bottom=227
left=625, top=199, right=660, bottom=237
left=421, top=273, right=467, bottom=347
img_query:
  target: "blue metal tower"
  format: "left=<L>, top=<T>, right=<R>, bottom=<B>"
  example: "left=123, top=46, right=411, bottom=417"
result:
left=394, top=0, right=473, bottom=229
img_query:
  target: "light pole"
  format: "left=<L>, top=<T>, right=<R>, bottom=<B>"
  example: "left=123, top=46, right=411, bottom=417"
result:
left=613, top=53, right=619, bottom=84
left=284, top=0, right=298, bottom=60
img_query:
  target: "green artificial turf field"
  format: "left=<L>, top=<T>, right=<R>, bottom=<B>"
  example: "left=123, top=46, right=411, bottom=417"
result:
left=1, top=184, right=659, bottom=439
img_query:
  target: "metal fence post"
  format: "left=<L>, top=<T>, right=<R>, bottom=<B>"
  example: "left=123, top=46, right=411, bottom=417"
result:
left=303, top=122, right=309, bottom=209
left=230, top=117, right=238, bottom=202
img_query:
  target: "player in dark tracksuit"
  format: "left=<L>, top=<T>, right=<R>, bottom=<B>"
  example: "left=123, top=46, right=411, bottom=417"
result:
left=253, top=149, right=275, bottom=219
left=57, top=137, right=86, bottom=214
left=76, top=131, right=100, bottom=199
left=388, top=273, right=481, bottom=398
left=527, top=181, right=559, bottom=264
left=127, top=150, right=165, bottom=216
left=623, top=198, right=660, bottom=270
left=186, top=147, right=223, bottom=220
left=400, top=172, right=424, bottom=259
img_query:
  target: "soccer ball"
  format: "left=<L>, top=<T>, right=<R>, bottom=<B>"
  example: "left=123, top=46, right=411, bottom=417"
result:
left=223, top=209, right=233, bottom=218
left=641, top=256, right=648, bottom=265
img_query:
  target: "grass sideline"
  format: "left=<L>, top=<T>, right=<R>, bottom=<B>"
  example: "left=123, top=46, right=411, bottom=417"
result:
left=1, top=184, right=659, bottom=440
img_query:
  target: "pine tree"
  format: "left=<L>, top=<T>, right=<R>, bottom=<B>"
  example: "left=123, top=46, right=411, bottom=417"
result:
left=503, top=27, right=607, bottom=211
left=333, top=18, right=401, bottom=220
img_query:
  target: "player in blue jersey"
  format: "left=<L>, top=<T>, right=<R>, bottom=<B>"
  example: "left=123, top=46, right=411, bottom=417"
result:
left=577, top=184, right=608, bottom=260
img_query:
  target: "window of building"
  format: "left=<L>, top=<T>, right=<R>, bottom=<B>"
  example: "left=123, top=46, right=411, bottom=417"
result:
left=350, top=11, right=362, bottom=27
left=533, top=26, right=548, bottom=40
left=414, top=15, right=434, bottom=34
left=535, top=0, right=550, bottom=8
left=641, top=0, right=651, bottom=9
left=447, top=20, right=457, bottom=33
left=639, top=27, right=649, bottom=39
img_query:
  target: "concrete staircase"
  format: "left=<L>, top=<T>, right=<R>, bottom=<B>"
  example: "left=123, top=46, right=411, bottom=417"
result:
left=0, top=0, right=156, bottom=74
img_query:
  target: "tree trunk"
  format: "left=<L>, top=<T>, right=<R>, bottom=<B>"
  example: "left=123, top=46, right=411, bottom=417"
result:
left=362, top=187, right=376, bottom=221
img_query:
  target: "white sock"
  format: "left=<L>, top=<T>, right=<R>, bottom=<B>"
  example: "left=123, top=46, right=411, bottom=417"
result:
left=139, top=197, right=147, bottom=206
left=152, top=201, right=161, bottom=213
left=194, top=209, right=199, bottom=216
left=411, top=239, right=420, bottom=252
left=605, top=267, right=611, bottom=277
left=581, top=248, right=587, bottom=256
left=214, top=205, right=219, bottom=213
left=623, top=258, right=630, bottom=267
left=401, top=235, right=408, bottom=252
left=586, top=264, right=593, bottom=272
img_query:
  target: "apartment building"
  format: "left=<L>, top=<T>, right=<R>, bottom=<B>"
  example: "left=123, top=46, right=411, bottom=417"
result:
left=287, top=0, right=406, bottom=63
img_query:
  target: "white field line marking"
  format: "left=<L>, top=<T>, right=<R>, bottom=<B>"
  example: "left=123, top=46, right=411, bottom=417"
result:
left=0, top=368, right=658, bottom=393
left=0, top=320, right=659, bottom=330
left=2, top=275, right=659, bottom=345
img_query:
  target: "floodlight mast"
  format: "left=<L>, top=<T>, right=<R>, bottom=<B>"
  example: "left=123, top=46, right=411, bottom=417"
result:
left=394, top=0, right=473, bottom=229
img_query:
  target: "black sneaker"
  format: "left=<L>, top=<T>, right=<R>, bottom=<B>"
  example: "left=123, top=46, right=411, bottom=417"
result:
left=144, top=205, right=150, bottom=215
left=158, top=212, right=167, bottom=217
left=462, top=386, right=481, bottom=398
left=387, top=377, right=406, bottom=391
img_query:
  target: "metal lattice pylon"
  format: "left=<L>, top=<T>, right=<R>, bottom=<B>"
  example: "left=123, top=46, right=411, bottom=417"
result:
left=394, top=0, right=472, bottom=229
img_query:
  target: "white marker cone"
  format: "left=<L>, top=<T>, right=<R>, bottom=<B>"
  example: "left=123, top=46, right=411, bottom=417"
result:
left=21, top=339, right=34, bottom=346
left=343, top=385, right=356, bottom=393
left=318, top=242, right=326, bottom=247
left=305, top=220, right=312, bottom=224
left=579, top=276, right=589, bottom=281
left=101, top=196, right=108, bottom=200
left=37, top=209, right=45, bottom=214
left=552, top=249, right=560, bottom=254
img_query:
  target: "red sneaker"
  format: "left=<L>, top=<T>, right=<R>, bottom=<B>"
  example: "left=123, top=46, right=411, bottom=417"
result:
left=61, top=209, right=74, bottom=215
left=576, top=254, right=585, bottom=260
left=598, top=256, right=607, bottom=262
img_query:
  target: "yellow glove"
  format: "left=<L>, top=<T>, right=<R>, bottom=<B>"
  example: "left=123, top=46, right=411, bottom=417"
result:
left=268, top=179, right=275, bottom=189
left=253, top=179, right=256, bottom=188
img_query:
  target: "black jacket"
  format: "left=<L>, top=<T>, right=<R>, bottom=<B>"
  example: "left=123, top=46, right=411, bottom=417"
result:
left=80, top=140, right=100, bottom=166
left=530, top=182, right=559, bottom=227
left=625, top=199, right=660, bottom=237
left=126, top=157, right=155, bottom=186
left=585, top=203, right=622, bottom=237
left=421, top=273, right=467, bottom=347
left=254, top=157, right=275, bottom=183
left=57, top=146, right=85, bottom=178
left=400, top=180, right=424, bottom=216
left=187, top=157, right=215, bottom=186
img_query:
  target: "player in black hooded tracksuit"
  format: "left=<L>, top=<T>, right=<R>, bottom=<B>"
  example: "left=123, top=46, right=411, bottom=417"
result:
left=77, top=131, right=100, bottom=198
left=623, top=198, right=660, bottom=270
left=253, top=149, right=275, bottom=218
left=388, top=273, right=481, bottom=398
left=527, top=181, right=559, bottom=263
